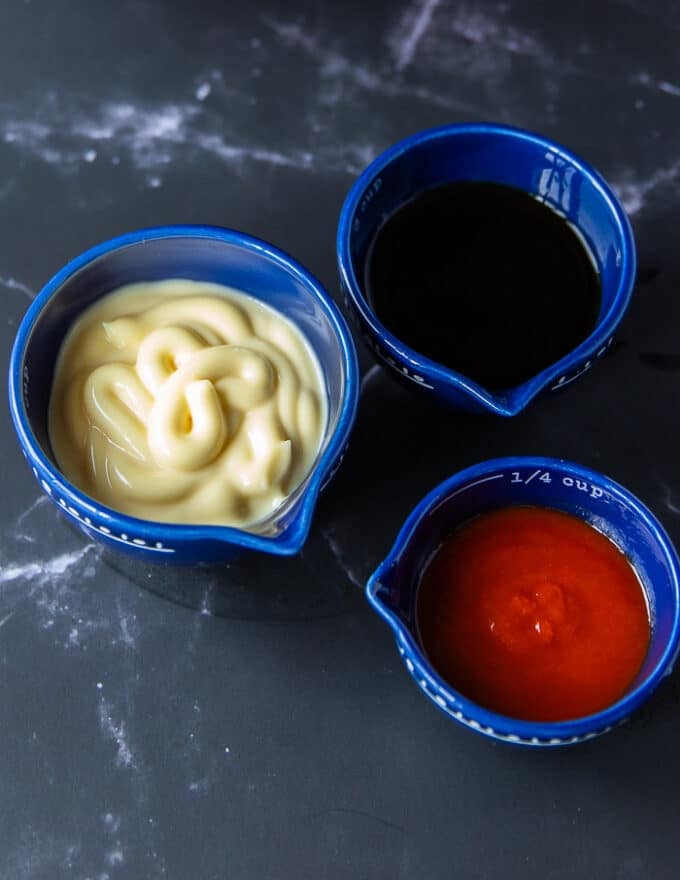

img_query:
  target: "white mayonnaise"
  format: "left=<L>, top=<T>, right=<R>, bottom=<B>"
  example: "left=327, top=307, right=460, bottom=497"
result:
left=49, top=279, right=327, bottom=528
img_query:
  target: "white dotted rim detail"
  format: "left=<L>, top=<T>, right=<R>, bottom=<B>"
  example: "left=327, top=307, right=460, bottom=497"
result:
left=399, top=639, right=616, bottom=746
left=551, top=339, right=614, bottom=392
left=36, top=473, right=175, bottom=553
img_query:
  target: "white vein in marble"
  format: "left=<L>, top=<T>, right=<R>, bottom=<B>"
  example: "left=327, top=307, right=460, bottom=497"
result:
left=262, top=15, right=478, bottom=114
left=195, top=81, right=212, bottom=102
left=612, top=159, right=680, bottom=215
left=445, top=5, right=546, bottom=57
left=103, top=814, right=121, bottom=835
left=0, top=544, right=96, bottom=586
left=106, top=849, right=124, bottom=867
left=2, top=498, right=140, bottom=654
left=15, top=495, right=49, bottom=539
left=0, top=275, right=35, bottom=299
left=633, top=71, right=680, bottom=97
left=4, top=835, right=78, bottom=880
left=0, top=88, right=376, bottom=188
left=2, top=501, right=189, bottom=876
left=389, top=0, right=442, bottom=71
left=182, top=699, right=220, bottom=797
left=319, top=526, right=364, bottom=590
left=360, top=364, right=382, bottom=394
left=659, top=481, right=680, bottom=515
left=98, top=696, right=136, bottom=769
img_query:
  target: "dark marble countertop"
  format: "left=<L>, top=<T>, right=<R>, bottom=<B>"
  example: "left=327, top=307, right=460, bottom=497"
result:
left=3, top=1, right=680, bottom=877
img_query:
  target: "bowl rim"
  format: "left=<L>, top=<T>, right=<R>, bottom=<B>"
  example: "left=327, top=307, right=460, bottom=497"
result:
left=8, top=223, right=360, bottom=556
left=336, top=121, right=637, bottom=416
left=366, top=455, right=680, bottom=742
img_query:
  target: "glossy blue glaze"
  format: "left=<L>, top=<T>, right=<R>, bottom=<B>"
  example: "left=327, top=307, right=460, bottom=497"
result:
left=337, top=123, right=636, bottom=415
left=8, top=225, right=359, bottom=563
left=366, top=457, right=680, bottom=746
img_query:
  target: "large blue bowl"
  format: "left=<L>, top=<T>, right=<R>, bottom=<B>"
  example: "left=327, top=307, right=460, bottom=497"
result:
left=337, top=123, right=636, bottom=416
left=366, top=457, right=680, bottom=746
left=8, top=225, right=359, bottom=564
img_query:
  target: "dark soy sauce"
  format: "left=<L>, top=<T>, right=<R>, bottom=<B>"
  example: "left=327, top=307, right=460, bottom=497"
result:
left=365, top=181, right=602, bottom=390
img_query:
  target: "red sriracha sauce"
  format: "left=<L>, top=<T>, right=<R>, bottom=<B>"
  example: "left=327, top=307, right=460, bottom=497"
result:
left=416, top=506, right=650, bottom=722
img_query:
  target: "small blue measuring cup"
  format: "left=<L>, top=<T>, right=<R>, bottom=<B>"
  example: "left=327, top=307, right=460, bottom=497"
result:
left=337, top=123, right=636, bottom=416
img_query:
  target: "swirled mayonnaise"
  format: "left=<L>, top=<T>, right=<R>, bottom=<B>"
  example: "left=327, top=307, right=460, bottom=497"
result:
left=48, top=279, right=327, bottom=528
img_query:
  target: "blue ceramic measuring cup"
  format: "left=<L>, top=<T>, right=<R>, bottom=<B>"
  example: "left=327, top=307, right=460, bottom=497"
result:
left=9, top=226, right=359, bottom=564
left=366, top=457, right=680, bottom=746
left=337, top=123, right=636, bottom=415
